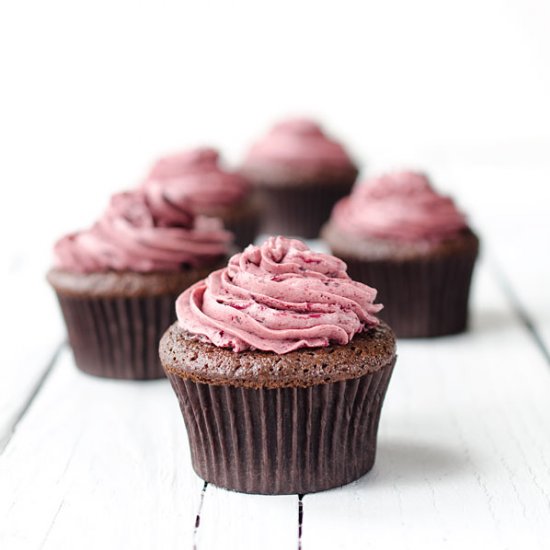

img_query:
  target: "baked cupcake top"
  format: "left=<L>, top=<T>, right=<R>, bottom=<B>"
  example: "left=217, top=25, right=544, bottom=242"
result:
left=144, top=148, right=251, bottom=212
left=175, top=236, right=382, bottom=354
left=241, top=118, right=357, bottom=183
left=54, top=190, right=231, bottom=273
left=330, top=171, right=468, bottom=242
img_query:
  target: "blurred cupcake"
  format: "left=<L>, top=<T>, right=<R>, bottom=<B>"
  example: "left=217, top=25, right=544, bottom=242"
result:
left=145, top=148, right=260, bottom=249
left=48, top=190, right=232, bottom=380
left=322, top=171, right=480, bottom=338
left=160, top=236, right=396, bottom=494
left=241, top=118, right=358, bottom=238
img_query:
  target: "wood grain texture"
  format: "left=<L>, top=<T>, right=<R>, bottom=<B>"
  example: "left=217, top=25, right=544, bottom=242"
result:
left=1, top=206, right=550, bottom=549
left=0, top=350, right=203, bottom=550
left=196, top=485, right=297, bottom=550
left=302, top=262, right=550, bottom=550
left=0, top=251, right=65, bottom=451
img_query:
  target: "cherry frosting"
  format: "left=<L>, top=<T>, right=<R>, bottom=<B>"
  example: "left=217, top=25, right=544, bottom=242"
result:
left=54, top=190, right=231, bottom=273
left=176, top=236, right=382, bottom=354
left=145, top=147, right=250, bottom=211
left=243, top=118, right=354, bottom=170
left=331, top=171, right=467, bottom=241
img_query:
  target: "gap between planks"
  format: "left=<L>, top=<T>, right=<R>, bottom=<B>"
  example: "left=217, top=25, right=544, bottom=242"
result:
left=4, top=255, right=548, bottom=549
left=191, top=481, right=303, bottom=550
left=298, top=494, right=304, bottom=550
left=193, top=481, right=208, bottom=550
left=489, top=259, right=550, bottom=366
left=0, top=340, right=66, bottom=454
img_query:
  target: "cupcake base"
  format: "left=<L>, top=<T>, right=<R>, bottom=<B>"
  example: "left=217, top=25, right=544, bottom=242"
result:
left=205, top=195, right=261, bottom=250
left=257, top=180, right=355, bottom=239
left=55, top=292, right=179, bottom=379
left=344, top=255, right=476, bottom=338
left=167, top=364, right=394, bottom=494
left=160, top=323, right=396, bottom=494
left=324, top=229, right=480, bottom=338
left=48, top=267, right=223, bottom=380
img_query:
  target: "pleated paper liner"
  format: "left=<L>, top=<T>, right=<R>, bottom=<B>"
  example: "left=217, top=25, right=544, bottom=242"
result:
left=48, top=263, right=228, bottom=380
left=257, top=180, right=354, bottom=239
left=223, top=208, right=261, bottom=250
left=166, top=359, right=395, bottom=495
left=55, top=292, right=180, bottom=379
left=343, top=247, right=478, bottom=338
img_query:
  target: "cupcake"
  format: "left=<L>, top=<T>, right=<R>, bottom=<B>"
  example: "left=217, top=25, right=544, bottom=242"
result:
left=240, top=118, right=358, bottom=238
left=159, top=236, right=396, bottom=494
left=48, top=190, right=232, bottom=380
left=145, top=148, right=260, bottom=249
left=322, top=171, right=480, bottom=338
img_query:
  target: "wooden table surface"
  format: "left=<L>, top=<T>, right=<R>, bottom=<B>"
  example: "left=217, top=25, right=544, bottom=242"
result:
left=1, top=158, right=549, bottom=550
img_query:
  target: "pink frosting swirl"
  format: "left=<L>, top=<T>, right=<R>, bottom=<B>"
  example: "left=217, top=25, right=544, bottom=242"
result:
left=243, top=118, right=354, bottom=169
left=54, top=191, right=231, bottom=273
left=145, top=148, right=250, bottom=211
left=176, top=236, right=382, bottom=354
left=331, top=171, right=468, bottom=241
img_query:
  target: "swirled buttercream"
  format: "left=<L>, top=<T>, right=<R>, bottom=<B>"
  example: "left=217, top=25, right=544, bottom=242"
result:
left=54, top=191, right=231, bottom=273
left=243, top=118, right=354, bottom=170
left=145, top=148, right=250, bottom=211
left=331, top=171, right=467, bottom=241
left=176, top=236, right=382, bottom=353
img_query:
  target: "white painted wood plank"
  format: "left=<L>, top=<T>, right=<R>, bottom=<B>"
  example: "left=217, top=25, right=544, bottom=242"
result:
left=2, top=243, right=549, bottom=549
left=196, top=485, right=297, bottom=550
left=0, top=249, right=65, bottom=450
left=302, top=260, right=550, bottom=550
left=0, top=349, right=203, bottom=550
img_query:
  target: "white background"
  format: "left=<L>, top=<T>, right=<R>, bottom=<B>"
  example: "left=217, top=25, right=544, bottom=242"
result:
left=1, top=0, right=550, bottom=253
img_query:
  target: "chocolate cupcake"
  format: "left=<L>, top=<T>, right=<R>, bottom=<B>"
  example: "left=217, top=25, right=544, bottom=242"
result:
left=48, top=190, right=232, bottom=380
left=322, top=171, right=480, bottom=338
left=160, top=236, right=396, bottom=494
left=240, top=119, right=358, bottom=238
left=144, top=148, right=260, bottom=249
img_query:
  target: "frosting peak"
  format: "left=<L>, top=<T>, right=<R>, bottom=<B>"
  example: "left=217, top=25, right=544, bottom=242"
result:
left=144, top=147, right=250, bottom=212
left=176, top=236, right=382, bottom=353
left=331, top=171, right=467, bottom=242
left=54, top=190, right=231, bottom=274
left=243, top=117, right=354, bottom=169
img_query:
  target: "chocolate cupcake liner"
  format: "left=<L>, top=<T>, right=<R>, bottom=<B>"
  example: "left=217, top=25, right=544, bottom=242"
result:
left=224, top=211, right=261, bottom=250
left=258, top=182, right=354, bottom=239
left=55, top=292, right=180, bottom=379
left=166, top=359, right=395, bottom=495
left=344, top=251, right=478, bottom=338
